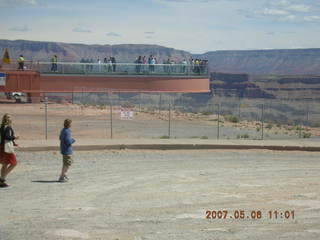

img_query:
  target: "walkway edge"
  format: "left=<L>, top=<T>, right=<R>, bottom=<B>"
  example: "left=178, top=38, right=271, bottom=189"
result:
left=18, top=144, right=320, bottom=152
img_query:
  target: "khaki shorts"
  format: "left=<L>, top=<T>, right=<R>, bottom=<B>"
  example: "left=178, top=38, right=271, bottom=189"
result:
left=62, top=155, right=73, bottom=166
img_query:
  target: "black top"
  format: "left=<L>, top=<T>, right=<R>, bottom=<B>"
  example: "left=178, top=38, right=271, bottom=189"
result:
left=0, top=125, right=16, bottom=146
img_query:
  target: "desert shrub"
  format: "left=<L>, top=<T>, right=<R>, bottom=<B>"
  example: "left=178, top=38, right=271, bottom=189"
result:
left=159, top=135, right=170, bottom=139
left=266, top=123, right=273, bottom=129
left=237, top=133, right=249, bottom=139
left=97, top=105, right=106, bottom=110
left=121, top=102, right=135, bottom=108
left=302, top=132, right=311, bottom=138
left=224, top=115, right=239, bottom=123
left=200, top=110, right=212, bottom=115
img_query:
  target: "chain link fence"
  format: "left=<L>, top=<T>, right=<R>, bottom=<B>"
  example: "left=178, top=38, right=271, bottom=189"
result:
left=1, top=91, right=319, bottom=140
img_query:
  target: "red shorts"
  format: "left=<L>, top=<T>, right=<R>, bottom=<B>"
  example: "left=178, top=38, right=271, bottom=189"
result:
left=0, top=146, right=17, bottom=166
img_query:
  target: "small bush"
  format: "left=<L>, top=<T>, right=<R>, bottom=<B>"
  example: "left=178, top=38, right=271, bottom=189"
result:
left=302, top=132, right=311, bottom=138
left=256, top=127, right=261, bottom=132
left=200, top=110, right=212, bottom=115
left=224, top=115, right=239, bottom=123
left=200, top=136, right=208, bottom=139
left=159, top=135, right=170, bottom=139
left=97, top=105, right=106, bottom=110
left=266, top=123, right=273, bottom=129
left=237, top=133, right=249, bottom=139
left=121, top=102, right=135, bottom=108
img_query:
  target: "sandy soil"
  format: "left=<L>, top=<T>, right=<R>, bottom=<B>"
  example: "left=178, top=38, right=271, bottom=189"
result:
left=0, top=150, right=319, bottom=240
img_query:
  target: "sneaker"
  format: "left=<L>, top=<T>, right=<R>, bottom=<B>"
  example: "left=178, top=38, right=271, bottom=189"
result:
left=0, top=182, right=9, bottom=188
left=58, top=176, right=68, bottom=182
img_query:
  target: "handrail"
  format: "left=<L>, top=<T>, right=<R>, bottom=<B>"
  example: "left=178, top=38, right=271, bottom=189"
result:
left=38, top=61, right=202, bottom=66
left=37, top=61, right=208, bottom=76
left=0, top=60, right=36, bottom=71
left=0, top=61, right=209, bottom=76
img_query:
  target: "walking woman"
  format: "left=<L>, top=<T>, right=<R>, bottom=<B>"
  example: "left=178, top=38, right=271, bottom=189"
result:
left=0, top=114, right=19, bottom=188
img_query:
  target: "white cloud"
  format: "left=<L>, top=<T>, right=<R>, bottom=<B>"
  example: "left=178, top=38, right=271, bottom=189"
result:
left=286, top=4, right=311, bottom=13
left=262, top=8, right=289, bottom=16
left=8, top=26, right=31, bottom=32
left=267, top=31, right=275, bottom=35
left=0, top=0, right=40, bottom=7
left=281, top=14, right=297, bottom=21
left=72, top=27, right=92, bottom=33
left=158, top=0, right=188, bottom=2
left=239, top=0, right=320, bottom=23
left=157, top=0, right=239, bottom=2
left=303, top=15, right=320, bottom=22
left=106, top=32, right=121, bottom=37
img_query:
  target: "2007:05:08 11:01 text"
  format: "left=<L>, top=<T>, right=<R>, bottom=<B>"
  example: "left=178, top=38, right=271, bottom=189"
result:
left=205, top=210, right=295, bottom=220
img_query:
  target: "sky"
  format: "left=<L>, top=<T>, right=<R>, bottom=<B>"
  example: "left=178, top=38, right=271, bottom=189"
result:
left=0, top=0, right=319, bottom=53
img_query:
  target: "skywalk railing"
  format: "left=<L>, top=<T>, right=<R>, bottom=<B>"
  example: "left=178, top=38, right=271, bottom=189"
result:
left=38, top=62, right=208, bottom=76
left=0, top=60, right=36, bottom=71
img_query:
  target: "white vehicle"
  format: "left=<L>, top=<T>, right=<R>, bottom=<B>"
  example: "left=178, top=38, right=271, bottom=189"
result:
left=5, top=92, right=23, bottom=102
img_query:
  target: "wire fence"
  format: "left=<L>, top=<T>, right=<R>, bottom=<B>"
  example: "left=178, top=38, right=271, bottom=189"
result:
left=2, top=91, right=319, bottom=141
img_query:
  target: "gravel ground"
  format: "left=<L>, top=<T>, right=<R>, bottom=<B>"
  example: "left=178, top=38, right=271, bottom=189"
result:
left=0, top=150, right=320, bottom=240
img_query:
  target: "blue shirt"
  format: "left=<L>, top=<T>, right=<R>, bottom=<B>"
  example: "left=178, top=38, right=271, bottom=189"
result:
left=59, top=128, right=75, bottom=155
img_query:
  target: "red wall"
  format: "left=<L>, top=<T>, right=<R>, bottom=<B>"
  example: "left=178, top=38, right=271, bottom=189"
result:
left=1, top=71, right=210, bottom=93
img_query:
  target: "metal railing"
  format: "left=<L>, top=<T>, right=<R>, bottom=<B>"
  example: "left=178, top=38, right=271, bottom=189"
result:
left=0, top=60, right=37, bottom=71
left=38, top=62, right=209, bottom=76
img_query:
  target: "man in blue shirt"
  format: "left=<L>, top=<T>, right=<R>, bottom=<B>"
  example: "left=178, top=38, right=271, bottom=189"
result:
left=59, top=119, right=75, bottom=182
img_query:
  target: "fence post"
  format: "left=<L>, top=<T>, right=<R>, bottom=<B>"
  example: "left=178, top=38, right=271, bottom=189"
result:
left=110, top=95, right=113, bottom=139
left=261, top=103, right=264, bottom=140
left=81, top=87, right=84, bottom=105
left=306, top=99, right=310, bottom=126
left=238, top=96, right=241, bottom=121
left=217, top=103, right=220, bottom=140
left=159, top=93, right=162, bottom=114
left=44, top=97, right=48, bottom=140
left=299, top=101, right=302, bottom=138
left=168, top=102, right=171, bottom=138
left=139, top=92, right=142, bottom=113
left=299, top=124, right=302, bottom=138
